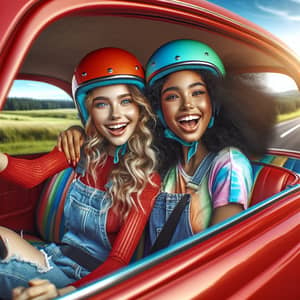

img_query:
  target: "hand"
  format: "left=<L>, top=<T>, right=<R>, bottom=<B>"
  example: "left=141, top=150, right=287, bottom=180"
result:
left=57, top=125, right=85, bottom=166
left=12, top=279, right=59, bottom=300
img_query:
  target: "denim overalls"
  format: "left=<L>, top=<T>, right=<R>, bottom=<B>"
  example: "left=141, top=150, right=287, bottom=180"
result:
left=146, top=154, right=215, bottom=254
left=0, top=158, right=113, bottom=299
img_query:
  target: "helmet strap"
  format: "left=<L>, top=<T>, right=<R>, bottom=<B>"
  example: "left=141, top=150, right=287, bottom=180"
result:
left=164, top=128, right=198, bottom=162
left=113, top=143, right=127, bottom=164
left=208, top=116, right=214, bottom=128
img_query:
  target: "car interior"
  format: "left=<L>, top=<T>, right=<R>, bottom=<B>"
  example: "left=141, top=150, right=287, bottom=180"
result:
left=0, top=2, right=300, bottom=298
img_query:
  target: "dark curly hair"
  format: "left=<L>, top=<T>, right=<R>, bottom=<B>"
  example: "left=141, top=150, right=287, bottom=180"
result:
left=146, top=70, right=277, bottom=175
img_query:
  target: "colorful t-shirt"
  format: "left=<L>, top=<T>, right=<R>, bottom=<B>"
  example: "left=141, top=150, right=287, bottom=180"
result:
left=161, top=147, right=253, bottom=233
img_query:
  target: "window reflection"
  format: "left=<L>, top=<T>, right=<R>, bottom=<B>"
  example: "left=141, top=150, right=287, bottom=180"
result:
left=239, top=73, right=300, bottom=152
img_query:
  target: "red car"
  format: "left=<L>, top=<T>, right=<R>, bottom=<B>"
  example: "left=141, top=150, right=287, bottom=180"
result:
left=0, top=1, right=299, bottom=299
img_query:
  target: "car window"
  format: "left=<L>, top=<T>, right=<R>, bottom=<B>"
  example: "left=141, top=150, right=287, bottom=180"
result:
left=0, top=80, right=81, bottom=155
left=239, top=72, right=300, bottom=152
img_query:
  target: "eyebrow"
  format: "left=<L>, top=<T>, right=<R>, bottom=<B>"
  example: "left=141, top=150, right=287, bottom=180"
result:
left=92, top=93, right=132, bottom=102
left=92, top=96, right=108, bottom=102
left=118, top=93, right=132, bottom=99
left=162, top=82, right=206, bottom=95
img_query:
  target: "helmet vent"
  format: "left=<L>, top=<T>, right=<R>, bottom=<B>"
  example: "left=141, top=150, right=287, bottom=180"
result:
left=107, top=68, right=114, bottom=73
left=175, top=55, right=181, bottom=60
left=81, top=72, right=87, bottom=77
left=204, top=52, right=209, bottom=56
left=135, top=65, right=140, bottom=70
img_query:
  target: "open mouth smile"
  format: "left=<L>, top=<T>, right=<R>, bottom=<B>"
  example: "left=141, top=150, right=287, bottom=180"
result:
left=106, top=122, right=128, bottom=136
left=177, top=115, right=200, bottom=131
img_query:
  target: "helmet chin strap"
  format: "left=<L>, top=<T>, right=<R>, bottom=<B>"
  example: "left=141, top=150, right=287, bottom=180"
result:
left=156, top=109, right=198, bottom=163
left=164, top=128, right=198, bottom=162
left=113, top=143, right=127, bottom=164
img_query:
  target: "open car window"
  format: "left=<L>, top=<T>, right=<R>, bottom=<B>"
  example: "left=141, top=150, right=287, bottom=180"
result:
left=239, top=72, right=300, bottom=152
left=0, top=80, right=80, bottom=155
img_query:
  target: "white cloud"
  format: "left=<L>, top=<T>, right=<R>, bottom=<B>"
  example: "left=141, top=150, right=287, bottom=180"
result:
left=255, top=0, right=300, bottom=21
left=8, top=80, right=71, bottom=100
left=26, top=82, right=40, bottom=88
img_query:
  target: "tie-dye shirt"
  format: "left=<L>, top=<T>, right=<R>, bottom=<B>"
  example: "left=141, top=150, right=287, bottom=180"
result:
left=161, top=147, right=253, bottom=233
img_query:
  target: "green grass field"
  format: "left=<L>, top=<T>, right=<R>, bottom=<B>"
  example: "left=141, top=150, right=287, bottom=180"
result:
left=277, top=108, right=300, bottom=122
left=0, top=109, right=81, bottom=154
left=1, top=108, right=300, bottom=155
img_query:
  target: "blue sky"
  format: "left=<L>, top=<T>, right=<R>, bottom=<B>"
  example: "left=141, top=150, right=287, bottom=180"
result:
left=8, top=80, right=72, bottom=101
left=208, top=0, right=300, bottom=56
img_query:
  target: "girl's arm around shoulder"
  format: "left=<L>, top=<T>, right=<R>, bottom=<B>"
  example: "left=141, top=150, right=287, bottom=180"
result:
left=0, top=147, right=71, bottom=188
left=57, top=125, right=85, bottom=165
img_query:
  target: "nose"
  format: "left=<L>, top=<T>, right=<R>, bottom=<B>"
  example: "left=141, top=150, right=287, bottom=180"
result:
left=111, top=103, right=121, bottom=120
left=182, top=95, right=194, bottom=110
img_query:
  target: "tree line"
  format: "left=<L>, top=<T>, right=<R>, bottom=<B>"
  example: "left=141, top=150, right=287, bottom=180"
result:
left=3, top=93, right=300, bottom=115
left=275, top=92, right=300, bottom=114
left=4, top=97, right=75, bottom=110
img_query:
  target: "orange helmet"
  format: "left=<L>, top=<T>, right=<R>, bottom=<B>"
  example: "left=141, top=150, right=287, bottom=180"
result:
left=72, top=47, right=145, bottom=123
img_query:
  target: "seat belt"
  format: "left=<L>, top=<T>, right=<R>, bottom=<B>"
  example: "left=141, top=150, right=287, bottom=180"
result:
left=149, top=152, right=217, bottom=254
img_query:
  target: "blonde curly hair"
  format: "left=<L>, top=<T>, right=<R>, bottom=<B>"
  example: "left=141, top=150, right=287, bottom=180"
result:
left=83, top=85, right=157, bottom=217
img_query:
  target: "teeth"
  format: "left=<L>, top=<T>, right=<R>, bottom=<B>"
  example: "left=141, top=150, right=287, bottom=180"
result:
left=178, top=115, right=200, bottom=122
left=108, top=123, right=127, bottom=129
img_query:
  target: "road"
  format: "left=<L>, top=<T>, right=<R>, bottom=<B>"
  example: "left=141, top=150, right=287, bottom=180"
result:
left=271, top=117, right=300, bottom=152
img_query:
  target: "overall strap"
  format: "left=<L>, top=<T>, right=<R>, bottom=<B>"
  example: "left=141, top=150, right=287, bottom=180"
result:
left=150, top=152, right=217, bottom=254
left=186, top=152, right=217, bottom=190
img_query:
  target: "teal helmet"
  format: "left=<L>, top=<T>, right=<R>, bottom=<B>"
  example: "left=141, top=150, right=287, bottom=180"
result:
left=146, top=39, right=225, bottom=87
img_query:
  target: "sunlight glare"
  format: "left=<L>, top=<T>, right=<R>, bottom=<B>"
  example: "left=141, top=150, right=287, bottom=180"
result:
left=264, top=73, right=298, bottom=93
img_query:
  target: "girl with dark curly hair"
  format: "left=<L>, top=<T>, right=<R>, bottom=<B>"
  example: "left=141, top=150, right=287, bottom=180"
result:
left=144, top=39, right=276, bottom=249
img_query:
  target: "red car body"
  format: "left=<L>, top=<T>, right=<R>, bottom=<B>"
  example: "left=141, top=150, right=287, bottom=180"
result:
left=0, top=1, right=299, bottom=299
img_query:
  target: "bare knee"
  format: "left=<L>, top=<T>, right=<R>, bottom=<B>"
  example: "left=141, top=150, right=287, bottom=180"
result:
left=0, top=232, right=8, bottom=259
left=0, top=226, right=46, bottom=267
left=0, top=226, right=16, bottom=259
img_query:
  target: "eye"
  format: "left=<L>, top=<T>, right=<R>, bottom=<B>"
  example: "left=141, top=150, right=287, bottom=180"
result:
left=94, top=101, right=108, bottom=108
left=164, top=94, right=178, bottom=101
left=192, top=90, right=205, bottom=96
left=121, top=98, right=133, bottom=105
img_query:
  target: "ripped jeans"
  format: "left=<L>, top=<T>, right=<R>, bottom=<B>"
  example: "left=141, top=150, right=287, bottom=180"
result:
left=0, top=243, right=86, bottom=299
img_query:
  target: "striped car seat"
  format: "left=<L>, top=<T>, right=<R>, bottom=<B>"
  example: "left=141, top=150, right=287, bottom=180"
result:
left=33, top=155, right=300, bottom=244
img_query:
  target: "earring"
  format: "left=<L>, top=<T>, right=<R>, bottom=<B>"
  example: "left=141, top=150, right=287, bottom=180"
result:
left=208, top=116, right=214, bottom=128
